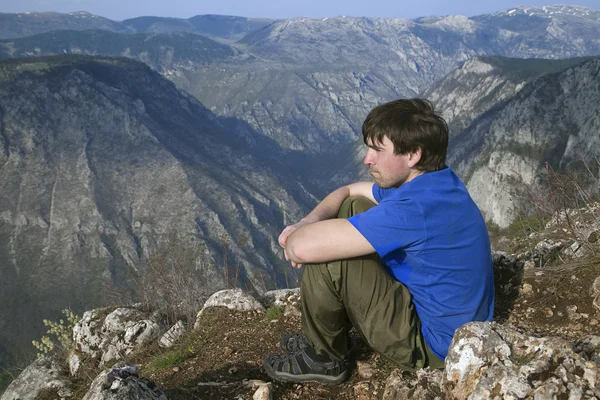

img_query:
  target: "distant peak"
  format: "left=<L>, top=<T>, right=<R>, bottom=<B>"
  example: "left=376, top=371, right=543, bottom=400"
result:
left=68, top=11, right=97, bottom=18
left=493, top=4, right=598, bottom=18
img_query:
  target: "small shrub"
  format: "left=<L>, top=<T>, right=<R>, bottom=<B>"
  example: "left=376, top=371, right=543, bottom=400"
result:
left=31, top=309, right=80, bottom=359
left=507, top=212, right=548, bottom=240
left=265, top=305, right=284, bottom=320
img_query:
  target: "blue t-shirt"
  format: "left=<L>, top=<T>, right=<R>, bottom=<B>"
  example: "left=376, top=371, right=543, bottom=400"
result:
left=347, top=166, right=494, bottom=360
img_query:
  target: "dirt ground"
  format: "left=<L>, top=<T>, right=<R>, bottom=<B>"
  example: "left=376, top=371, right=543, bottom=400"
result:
left=124, top=255, right=600, bottom=399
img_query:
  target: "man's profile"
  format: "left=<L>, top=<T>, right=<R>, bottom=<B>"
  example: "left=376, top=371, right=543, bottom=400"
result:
left=263, top=98, right=494, bottom=384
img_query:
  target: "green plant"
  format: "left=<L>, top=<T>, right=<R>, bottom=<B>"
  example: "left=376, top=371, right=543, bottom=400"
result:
left=513, top=354, right=533, bottom=367
left=145, top=350, right=188, bottom=374
left=265, top=305, right=285, bottom=320
left=507, top=211, right=548, bottom=240
left=31, top=309, right=81, bottom=359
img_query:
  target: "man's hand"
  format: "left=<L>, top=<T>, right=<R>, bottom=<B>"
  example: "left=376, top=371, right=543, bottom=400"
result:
left=278, top=182, right=376, bottom=268
left=279, top=222, right=308, bottom=268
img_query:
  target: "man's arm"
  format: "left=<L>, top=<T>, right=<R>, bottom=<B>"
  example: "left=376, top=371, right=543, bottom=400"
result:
left=279, top=182, right=377, bottom=267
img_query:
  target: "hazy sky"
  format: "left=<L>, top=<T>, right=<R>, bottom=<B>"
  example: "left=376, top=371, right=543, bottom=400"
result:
left=1, top=0, right=599, bottom=21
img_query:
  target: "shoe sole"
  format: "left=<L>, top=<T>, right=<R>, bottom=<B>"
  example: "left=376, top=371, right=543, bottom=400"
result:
left=264, top=361, right=349, bottom=384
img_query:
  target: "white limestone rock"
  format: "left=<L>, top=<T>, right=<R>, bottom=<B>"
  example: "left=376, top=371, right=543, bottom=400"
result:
left=252, top=381, right=273, bottom=400
left=0, top=357, right=72, bottom=400
left=444, top=322, right=600, bottom=399
left=73, top=306, right=160, bottom=367
left=261, top=288, right=300, bottom=307
left=68, top=351, right=82, bottom=376
left=194, top=288, right=265, bottom=329
left=159, top=320, right=186, bottom=348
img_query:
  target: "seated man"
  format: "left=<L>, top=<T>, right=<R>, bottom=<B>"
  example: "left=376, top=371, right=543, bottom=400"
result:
left=263, top=98, right=494, bottom=384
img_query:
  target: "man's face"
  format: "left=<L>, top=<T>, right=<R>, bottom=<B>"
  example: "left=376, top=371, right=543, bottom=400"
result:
left=364, top=136, right=419, bottom=188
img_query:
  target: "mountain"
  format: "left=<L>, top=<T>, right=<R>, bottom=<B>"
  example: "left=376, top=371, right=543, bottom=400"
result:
left=0, top=12, right=133, bottom=39
left=472, top=5, right=600, bottom=58
left=0, top=55, right=314, bottom=364
left=320, top=55, right=600, bottom=209
left=0, top=11, right=273, bottom=43
left=3, top=7, right=600, bottom=158
left=0, top=29, right=250, bottom=70
left=446, top=57, right=600, bottom=227
left=122, top=14, right=274, bottom=42
left=183, top=8, right=600, bottom=156
left=422, top=55, right=594, bottom=135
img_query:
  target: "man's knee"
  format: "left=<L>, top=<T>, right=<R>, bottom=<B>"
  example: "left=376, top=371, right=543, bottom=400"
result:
left=338, top=196, right=376, bottom=218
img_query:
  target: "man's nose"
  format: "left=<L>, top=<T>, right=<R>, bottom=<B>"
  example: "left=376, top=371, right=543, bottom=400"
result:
left=364, top=149, right=374, bottom=165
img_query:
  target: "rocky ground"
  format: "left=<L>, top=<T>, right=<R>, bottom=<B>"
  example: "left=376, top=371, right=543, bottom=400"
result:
left=2, top=205, right=600, bottom=399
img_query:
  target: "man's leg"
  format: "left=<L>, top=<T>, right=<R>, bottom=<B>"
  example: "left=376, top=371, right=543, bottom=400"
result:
left=300, top=196, right=444, bottom=370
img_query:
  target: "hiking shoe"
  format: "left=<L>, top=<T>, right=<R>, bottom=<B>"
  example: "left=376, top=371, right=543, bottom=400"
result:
left=263, top=345, right=349, bottom=384
left=280, top=332, right=310, bottom=354
left=280, top=332, right=356, bottom=355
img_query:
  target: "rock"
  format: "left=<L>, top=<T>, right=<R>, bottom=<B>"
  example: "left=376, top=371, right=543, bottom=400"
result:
left=382, top=369, right=406, bottom=400
left=73, top=308, right=112, bottom=358
left=521, top=283, right=534, bottom=297
left=159, top=320, right=186, bottom=348
left=353, top=382, right=371, bottom=399
left=194, top=288, right=265, bottom=329
left=73, top=306, right=160, bottom=367
left=567, top=305, right=582, bottom=321
left=252, top=381, right=272, bottom=400
left=382, top=368, right=443, bottom=400
left=223, top=346, right=235, bottom=356
left=82, top=362, right=166, bottom=400
left=592, top=276, right=600, bottom=295
left=564, top=240, right=588, bottom=259
left=594, top=294, right=600, bottom=312
left=283, top=303, right=302, bottom=318
left=261, top=288, right=300, bottom=307
left=103, top=308, right=142, bottom=333
left=0, top=357, right=72, bottom=400
left=535, top=239, right=564, bottom=255
left=444, top=322, right=600, bottom=399
left=583, top=224, right=599, bottom=243
left=357, top=361, right=376, bottom=380
left=68, top=351, right=82, bottom=376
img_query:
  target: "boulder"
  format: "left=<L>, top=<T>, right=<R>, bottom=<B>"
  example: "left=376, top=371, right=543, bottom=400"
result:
left=194, top=288, right=265, bottom=329
left=0, top=357, right=72, bottom=400
left=82, top=362, right=166, bottom=400
left=73, top=306, right=160, bottom=367
left=445, top=322, right=600, bottom=399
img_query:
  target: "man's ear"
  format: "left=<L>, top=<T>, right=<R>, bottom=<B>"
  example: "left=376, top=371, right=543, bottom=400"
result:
left=407, top=148, right=422, bottom=168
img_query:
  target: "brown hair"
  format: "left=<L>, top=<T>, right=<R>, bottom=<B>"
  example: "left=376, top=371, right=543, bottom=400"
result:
left=362, top=99, right=449, bottom=172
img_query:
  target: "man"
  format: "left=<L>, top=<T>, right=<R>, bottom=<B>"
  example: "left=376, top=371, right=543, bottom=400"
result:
left=263, top=99, right=494, bottom=384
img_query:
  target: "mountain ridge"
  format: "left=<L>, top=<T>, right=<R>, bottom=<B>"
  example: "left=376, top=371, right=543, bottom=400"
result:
left=0, top=54, right=313, bottom=364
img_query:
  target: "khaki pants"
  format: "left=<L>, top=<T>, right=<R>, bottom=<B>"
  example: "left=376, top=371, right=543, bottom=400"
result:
left=300, top=196, right=445, bottom=370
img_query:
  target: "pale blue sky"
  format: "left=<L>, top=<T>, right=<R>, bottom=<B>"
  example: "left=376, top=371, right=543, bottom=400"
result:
left=0, top=0, right=599, bottom=21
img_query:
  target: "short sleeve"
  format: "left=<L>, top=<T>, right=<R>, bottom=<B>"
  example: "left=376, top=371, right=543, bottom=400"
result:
left=347, top=198, right=426, bottom=259
left=372, top=183, right=395, bottom=203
